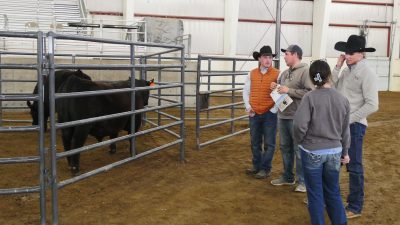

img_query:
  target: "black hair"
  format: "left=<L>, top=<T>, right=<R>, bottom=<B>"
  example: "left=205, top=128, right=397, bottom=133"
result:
left=309, top=60, right=331, bottom=87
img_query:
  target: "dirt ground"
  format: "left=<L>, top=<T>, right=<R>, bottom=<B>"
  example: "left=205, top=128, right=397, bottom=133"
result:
left=0, top=91, right=399, bottom=225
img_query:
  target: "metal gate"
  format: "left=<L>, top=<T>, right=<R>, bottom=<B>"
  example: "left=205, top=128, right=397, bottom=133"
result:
left=195, top=55, right=253, bottom=149
left=0, top=31, right=47, bottom=225
left=1, top=31, right=185, bottom=224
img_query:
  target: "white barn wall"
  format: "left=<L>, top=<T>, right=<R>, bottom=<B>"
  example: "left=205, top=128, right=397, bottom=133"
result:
left=86, top=0, right=123, bottom=12
left=236, top=23, right=313, bottom=57
left=238, top=0, right=313, bottom=22
left=183, top=20, right=224, bottom=55
left=330, top=2, right=393, bottom=25
left=134, top=0, right=224, bottom=18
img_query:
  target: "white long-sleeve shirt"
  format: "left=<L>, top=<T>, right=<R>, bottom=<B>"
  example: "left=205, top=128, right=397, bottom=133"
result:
left=242, top=66, right=268, bottom=112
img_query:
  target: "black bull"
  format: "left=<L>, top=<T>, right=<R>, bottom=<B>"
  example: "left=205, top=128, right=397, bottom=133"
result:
left=28, top=70, right=151, bottom=175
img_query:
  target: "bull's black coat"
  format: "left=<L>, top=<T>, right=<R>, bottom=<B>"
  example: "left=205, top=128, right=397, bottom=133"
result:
left=56, top=75, right=150, bottom=174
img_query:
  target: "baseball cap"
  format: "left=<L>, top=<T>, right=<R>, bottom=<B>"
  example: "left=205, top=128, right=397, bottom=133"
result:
left=281, top=45, right=303, bottom=58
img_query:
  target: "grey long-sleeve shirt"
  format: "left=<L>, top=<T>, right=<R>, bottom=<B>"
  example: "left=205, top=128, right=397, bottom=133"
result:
left=293, top=88, right=350, bottom=155
left=277, top=63, right=314, bottom=119
left=332, top=59, right=379, bottom=126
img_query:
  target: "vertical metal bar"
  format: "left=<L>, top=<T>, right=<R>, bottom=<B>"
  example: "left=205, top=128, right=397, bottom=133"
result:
left=195, top=55, right=202, bottom=149
left=37, top=31, right=47, bottom=225
left=72, top=54, right=76, bottom=64
left=139, top=56, right=146, bottom=127
left=231, top=59, right=236, bottom=134
left=0, top=53, right=2, bottom=127
left=130, top=44, right=136, bottom=157
left=207, top=58, right=211, bottom=119
left=157, top=54, right=162, bottom=126
left=179, top=47, right=185, bottom=161
left=48, top=33, right=59, bottom=225
left=274, top=0, right=282, bottom=69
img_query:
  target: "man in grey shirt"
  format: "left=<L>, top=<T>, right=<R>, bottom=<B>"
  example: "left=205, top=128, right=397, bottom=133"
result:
left=332, top=34, right=379, bottom=219
left=270, top=45, right=314, bottom=192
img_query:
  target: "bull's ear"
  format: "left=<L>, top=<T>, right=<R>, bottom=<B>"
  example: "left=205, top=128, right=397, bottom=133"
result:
left=27, top=101, right=32, bottom=108
left=148, top=78, right=155, bottom=86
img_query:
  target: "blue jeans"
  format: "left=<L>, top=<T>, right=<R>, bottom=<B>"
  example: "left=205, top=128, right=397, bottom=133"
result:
left=249, top=111, right=277, bottom=172
left=346, top=122, right=366, bottom=214
left=279, top=119, right=304, bottom=184
left=302, top=150, right=347, bottom=225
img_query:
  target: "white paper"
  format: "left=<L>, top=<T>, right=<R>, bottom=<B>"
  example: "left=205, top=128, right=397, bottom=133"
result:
left=270, top=85, right=293, bottom=113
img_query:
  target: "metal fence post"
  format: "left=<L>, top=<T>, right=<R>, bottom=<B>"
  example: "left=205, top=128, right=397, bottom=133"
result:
left=157, top=54, right=162, bottom=126
left=47, top=32, right=59, bottom=225
left=130, top=43, right=136, bottom=157
left=231, top=59, right=236, bottom=134
left=180, top=47, right=185, bottom=161
left=0, top=52, right=2, bottom=127
left=37, top=31, right=47, bottom=225
left=195, top=55, right=202, bottom=149
left=207, top=58, right=211, bottom=119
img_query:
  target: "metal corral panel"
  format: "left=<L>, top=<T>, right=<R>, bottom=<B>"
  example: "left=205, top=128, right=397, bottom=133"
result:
left=183, top=20, right=224, bottom=55
left=134, top=0, right=225, bottom=18
left=239, top=0, right=313, bottom=22
left=326, top=27, right=388, bottom=57
left=330, top=2, right=393, bottom=24
left=236, top=23, right=312, bottom=57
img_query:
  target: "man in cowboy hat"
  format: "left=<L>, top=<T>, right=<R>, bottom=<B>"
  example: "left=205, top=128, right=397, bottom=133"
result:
left=243, top=45, right=280, bottom=179
left=332, top=34, right=379, bottom=219
left=270, top=44, right=314, bottom=193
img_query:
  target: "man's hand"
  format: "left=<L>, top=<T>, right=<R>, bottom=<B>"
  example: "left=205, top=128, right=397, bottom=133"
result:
left=341, top=155, right=350, bottom=165
left=336, top=54, right=345, bottom=68
left=277, top=85, right=289, bottom=94
left=270, top=82, right=278, bottom=90
left=246, top=108, right=255, bottom=117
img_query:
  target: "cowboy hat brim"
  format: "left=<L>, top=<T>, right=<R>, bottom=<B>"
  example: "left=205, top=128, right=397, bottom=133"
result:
left=253, top=52, right=276, bottom=60
left=334, top=41, right=376, bottom=53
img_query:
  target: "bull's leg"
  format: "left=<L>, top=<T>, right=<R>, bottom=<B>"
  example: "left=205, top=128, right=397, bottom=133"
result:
left=108, top=133, right=118, bottom=154
left=61, top=128, right=74, bottom=170
left=135, top=113, right=142, bottom=132
left=70, top=125, right=90, bottom=175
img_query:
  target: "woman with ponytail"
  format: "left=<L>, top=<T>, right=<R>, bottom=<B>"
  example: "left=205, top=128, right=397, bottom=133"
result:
left=293, top=60, right=350, bottom=225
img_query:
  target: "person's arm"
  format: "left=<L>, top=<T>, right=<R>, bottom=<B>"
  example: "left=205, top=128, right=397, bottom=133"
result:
left=293, top=95, right=311, bottom=144
left=287, top=69, right=313, bottom=99
left=332, top=54, right=345, bottom=86
left=350, top=70, right=379, bottom=123
left=242, top=72, right=252, bottom=112
left=341, top=100, right=351, bottom=157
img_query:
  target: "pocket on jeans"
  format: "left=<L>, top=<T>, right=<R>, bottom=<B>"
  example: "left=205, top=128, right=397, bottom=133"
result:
left=307, top=152, right=322, bottom=165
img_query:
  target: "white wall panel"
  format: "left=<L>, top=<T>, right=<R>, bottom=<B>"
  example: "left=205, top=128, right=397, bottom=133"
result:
left=134, top=0, right=224, bottom=17
left=239, top=0, right=313, bottom=22
left=236, top=22, right=276, bottom=56
left=86, top=0, right=123, bottom=12
left=326, top=26, right=388, bottom=57
left=236, top=22, right=312, bottom=56
left=330, top=3, right=393, bottom=24
left=281, top=24, right=313, bottom=56
left=332, top=0, right=393, bottom=4
left=183, top=20, right=224, bottom=54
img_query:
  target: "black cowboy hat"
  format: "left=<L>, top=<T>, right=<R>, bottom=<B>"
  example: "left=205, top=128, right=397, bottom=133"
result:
left=334, top=35, right=376, bottom=53
left=253, top=45, right=276, bottom=60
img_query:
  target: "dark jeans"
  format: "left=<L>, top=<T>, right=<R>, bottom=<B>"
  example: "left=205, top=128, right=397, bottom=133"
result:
left=346, top=122, right=366, bottom=214
left=279, top=119, right=304, bottom=184
left=249, top=111, right=277, bottom=172
left=302, top=150, right=347, bottom=225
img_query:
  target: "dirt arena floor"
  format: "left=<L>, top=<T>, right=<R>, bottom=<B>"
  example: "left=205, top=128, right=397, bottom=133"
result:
left=0, top=91, right=399, bottom=225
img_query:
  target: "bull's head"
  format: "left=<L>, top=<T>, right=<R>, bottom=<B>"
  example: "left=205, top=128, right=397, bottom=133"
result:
left=27, top=100, right=39, bottom=126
